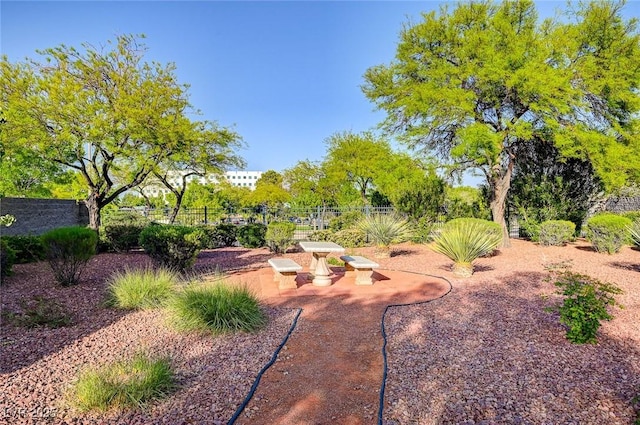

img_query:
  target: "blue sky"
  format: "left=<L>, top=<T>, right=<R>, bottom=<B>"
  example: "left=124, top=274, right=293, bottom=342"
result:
left=2, top=1, right=637, bottom=184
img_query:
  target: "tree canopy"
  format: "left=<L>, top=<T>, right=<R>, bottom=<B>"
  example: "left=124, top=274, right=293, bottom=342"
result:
left=0, top=34, right=243, bottom=229
left=363, top=0, right=640, bottom=245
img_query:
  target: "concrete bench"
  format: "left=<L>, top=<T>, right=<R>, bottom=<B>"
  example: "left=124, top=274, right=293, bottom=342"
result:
left=268, top=258, right=303, bottom=289
left=340, top=255, right=379, bottom=285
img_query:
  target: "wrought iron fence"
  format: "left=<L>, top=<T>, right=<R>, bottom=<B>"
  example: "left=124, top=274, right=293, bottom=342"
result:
left=118, top=205, right=522, bottom=241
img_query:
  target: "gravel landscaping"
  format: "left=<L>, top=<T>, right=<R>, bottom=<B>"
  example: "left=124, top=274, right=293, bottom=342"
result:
left=1, top=239, right=639, bottom=424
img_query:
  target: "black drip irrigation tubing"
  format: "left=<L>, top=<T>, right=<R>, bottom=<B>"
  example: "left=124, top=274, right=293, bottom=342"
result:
left=227, top=307, right=303, bottom=425
left=225, top=268, right=452, bottom=425
left=377, top=269, right=453, bottom=425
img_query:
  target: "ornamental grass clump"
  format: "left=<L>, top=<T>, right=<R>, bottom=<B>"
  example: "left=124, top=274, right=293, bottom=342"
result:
left=430, top=218, right=502, bottom=277
left=585, top=214, right=632, bottom=254
left=106, top=267, right=179, bottom=310
left=357, top=214, right=413, bottom=257
left=41, top=226, right=97, bottom=286
left=166, top=279, right=266, bottom=334
left=71, top=352, right=175, bottom=412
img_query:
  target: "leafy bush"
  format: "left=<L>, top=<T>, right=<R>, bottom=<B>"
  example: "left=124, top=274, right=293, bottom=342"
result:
left=309, top=230, right=332, bottom=242
left=41, top=226, right=98, bottom=286
left=138, top=225, right=203, bottom=272
left=197, top=223, right=237, bottom=249
left=332, top=228, right=368, bottom=248
left=71, top=352, right=175, bottom=411
left=329, top=211, right=364, bottom=232
left=1, top=235, right=46, bottom=264
left=409, top=217, right=438, bottom=244
left=106, top=267, right=178, bottom=310
left=236, top=223, right=267, bottom=248
left=621, top=210, right=640, bottom=223
left=585, top=214, right=632, bottom=254
left=547, top=271, right=623, bottom=344
left=430, top=218, right=503, bottom=277
left=538, top=220, right=576, bottom=246
left=629, top=220, right=640, bottom=248
left=166, top=280, right=266, bottom=334
left=0, top=239, right=16, bottom=283
left=266, top=221, right=296, bottom=254
left=3, top=296, right=72, bottom=328
left=103, top=224, right=147, bottom=253
left=519, top=219, right=541, bottom=242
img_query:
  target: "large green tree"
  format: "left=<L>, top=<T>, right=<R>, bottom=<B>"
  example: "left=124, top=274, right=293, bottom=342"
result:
left=323, top=131, right=396, bottom=204
left=1, top=34, right=238, bottom=230
left=151, top=120, right=244, bottom=223
left=363, top=0, right=640, bottom=246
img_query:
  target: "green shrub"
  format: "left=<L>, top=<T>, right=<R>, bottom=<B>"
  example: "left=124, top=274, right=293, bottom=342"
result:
left=166, top=280, right=266, bottom=334
left=71, top=352, right=175, bottom=411
left=309, top=230, right=332, bottom=242
left=409, top=217, right=438, bottom=244
left=538, top=220, right=576, bottom=246
left=0, top=239, right=16, bottom=283
left=103, top=224, right=147, bottom=253
left=138, top=225, right=202, bottom=272
left=236, top=223, right=267, bottom=248
left=585, top=214, right=632, bottom=254
left=430, top=218, right=502, bottom=277
left=329, top=211, right=364, bottom=232
left=266, top=221, right=296, bottom=254
left=1, top=235, right=46, bottom=263
left=197, top=223, right=237, bottom=249
left=629, top=220, right=640, bottom=248
left=547, top=271, right=623, bottom=344
left=357, top=214, right=413, bottom=251
left=519, top=219, right=541, bottom=242
left=41, top=226, right=98, bottom=286
left=332, top=228, right=368, bottom=248
left=3, top=296, right=72, bottom=328
left=621, top=210, right=640, bottom=223
left=106, top=267, right=178, bottom=310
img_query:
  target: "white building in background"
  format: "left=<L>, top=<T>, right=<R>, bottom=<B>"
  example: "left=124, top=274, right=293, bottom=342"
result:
left=137, top=170, right=263, bottom=198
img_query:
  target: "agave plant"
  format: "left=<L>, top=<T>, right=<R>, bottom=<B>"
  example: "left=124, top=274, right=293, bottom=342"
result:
left=357, top=214, right=413, bottom=257
left=430, top=218, right=502, bottom=277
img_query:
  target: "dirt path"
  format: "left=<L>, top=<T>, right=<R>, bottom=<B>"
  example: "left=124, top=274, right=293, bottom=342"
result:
left=230, top=268, right=451, bottom=425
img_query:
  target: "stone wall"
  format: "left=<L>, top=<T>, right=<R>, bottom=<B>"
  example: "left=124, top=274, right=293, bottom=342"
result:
left=605, top=197, right=640, bottom=213
left=0, top=197, right=89, bottom=236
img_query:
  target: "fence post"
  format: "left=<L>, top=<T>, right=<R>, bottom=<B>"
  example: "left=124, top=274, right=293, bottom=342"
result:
left=204, top=206, right=208, bottom=225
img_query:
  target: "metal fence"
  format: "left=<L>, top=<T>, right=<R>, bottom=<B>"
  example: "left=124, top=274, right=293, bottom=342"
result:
left=119, top=205, right=523, bottom=241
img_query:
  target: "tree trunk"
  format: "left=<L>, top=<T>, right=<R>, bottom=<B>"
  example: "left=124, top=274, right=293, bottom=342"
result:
left=86, top=190, right=101, bottom=231
left=489, top=160, right=514, bottom=248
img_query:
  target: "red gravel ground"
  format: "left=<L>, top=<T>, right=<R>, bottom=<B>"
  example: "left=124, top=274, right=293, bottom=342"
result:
left=1, top=238, right=639, bottom=424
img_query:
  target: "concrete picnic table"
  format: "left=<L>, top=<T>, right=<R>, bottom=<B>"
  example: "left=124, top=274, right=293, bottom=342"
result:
left=298, top=241, right=345, bottom=286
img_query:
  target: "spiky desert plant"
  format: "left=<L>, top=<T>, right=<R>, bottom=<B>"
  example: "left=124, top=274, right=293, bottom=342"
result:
left=357, top=214, right=413, bottom=257
left=629, top=220, right=640, bottom=248
left=430, top=218, right=502, bottom=277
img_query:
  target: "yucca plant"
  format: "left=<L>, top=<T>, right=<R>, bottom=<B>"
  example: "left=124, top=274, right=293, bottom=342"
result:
left=430, top=218, right=502, bottom=277
left=629, top=220, right=640, bottom=248
left=357, top=214, right=413, bottom=257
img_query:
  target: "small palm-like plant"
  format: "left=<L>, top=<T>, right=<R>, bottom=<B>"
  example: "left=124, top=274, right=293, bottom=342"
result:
left=357, top=214, right=413, bottom=257
left=629, top=220, right=640, bottom=248
left=430, top=218, right=502, bottom=277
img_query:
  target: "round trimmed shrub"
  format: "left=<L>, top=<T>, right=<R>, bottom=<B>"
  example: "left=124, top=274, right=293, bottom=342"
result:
left=103, top=224, right=147, bottom=253
left=41, top=226, right=98, bottom=286
left=585, top=214, right=632, bottom=254
left=538, top=220, right=575, bottom=246
left=236, top=223, right=267, bottom=248
left=196, top=223, right=238, bottom=248
left=1, top=235, right=46, bottom=264
left=332, top=228, right=368, bottom=248
left=139, top=225, right=203, bottom=271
